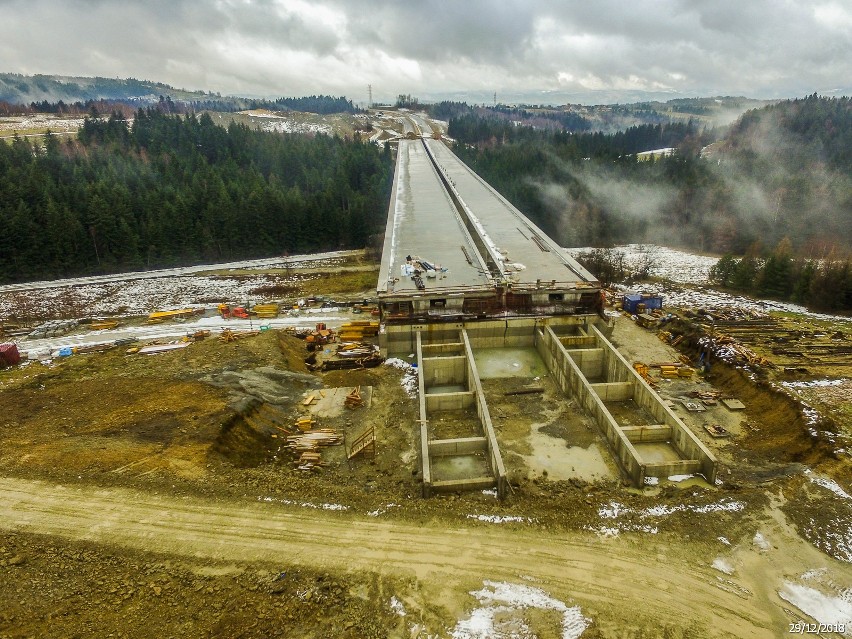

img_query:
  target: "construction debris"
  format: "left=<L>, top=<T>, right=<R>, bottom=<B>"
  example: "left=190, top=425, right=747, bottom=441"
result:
left=704, top=424, right=730, bottom=438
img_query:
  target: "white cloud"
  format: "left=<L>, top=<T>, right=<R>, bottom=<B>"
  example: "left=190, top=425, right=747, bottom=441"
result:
left=0, top=0, right=849, bottom=103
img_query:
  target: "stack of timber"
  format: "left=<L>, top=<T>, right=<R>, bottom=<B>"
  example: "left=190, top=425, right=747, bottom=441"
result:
left=651, top=362, right=695, bottom=379
left=337, top=321, right=379, bottom=341
left=287, top=429, right=343, bottom=471
left=337, top=342, right=379, bottom=358
left=344, top=386, right=363, bottom=409
left=253, top=303, right=279, bottom=318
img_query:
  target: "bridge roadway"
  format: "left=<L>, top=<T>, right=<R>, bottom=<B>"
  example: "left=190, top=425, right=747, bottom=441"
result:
left=377, top=130, right=601, bottom=323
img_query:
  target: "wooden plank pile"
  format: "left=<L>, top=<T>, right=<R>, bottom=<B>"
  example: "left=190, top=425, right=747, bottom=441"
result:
left=252, top=303, right=279, bottom=318
left=650, top=361, right=695, bottom=379
left=337, top=321, right=380, bottom=341
left=336, top=342, right=378, bottom=358
left=344, top=386, right=363, bottom=409
left=287, top=429, right=343, bottom=471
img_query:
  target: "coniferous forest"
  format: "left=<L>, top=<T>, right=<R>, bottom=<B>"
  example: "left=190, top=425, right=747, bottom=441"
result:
left=0, top=110, right=393, bottom=283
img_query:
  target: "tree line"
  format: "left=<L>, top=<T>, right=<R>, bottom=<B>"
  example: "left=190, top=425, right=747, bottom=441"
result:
left=709, top=239, right=852, bottom=313
left=0, top=109, right=393, bottom=283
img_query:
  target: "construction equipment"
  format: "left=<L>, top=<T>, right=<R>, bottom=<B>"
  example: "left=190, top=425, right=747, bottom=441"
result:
left=305, top=323, right=335, bottom=350
left=218, top=304, right=250, bottom=319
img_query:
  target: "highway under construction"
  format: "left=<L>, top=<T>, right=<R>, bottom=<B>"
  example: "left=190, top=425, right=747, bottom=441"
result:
left=378, top=123, right=717, bottom=498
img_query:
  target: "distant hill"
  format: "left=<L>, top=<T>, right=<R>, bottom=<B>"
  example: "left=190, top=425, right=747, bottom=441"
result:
left=0, top=73, right=357, bottom=114
left=0, top=73, right=216, bottom=105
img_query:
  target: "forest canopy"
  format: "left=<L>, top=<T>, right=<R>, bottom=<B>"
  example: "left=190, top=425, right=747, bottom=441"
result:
left=0, top=109, right=393, bottom=283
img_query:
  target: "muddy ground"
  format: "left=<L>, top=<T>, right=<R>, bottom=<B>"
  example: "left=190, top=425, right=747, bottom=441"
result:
left=1, top=308, right=851, bottom=637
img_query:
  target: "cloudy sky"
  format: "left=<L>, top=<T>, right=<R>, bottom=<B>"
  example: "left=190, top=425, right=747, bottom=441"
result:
left=1, top=0, right=851, bottom=104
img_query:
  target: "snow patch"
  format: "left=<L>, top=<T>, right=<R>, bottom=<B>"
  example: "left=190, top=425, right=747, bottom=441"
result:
left=451, top=580, right=590, bottom=639
left=259, top=496, right=349, bottom=511
left=753, top=532, right=771, bottom=551
left=384, top=358, right=418, bottom=397
left=390, top=596, right=406, bottom=616
left=778, top=582, right=852, bottom=632
left=711, top=557, right=735, bottom=575
left=668, top=474, right=694, bottom=482
left=466, top=514, right=535, bottom=524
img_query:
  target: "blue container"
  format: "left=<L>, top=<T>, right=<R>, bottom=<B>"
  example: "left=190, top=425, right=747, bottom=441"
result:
left=623, top=294, right=663, bottom=314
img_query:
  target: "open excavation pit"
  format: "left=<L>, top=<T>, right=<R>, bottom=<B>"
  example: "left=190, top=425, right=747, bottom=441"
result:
left=394, top=317, right=719, bottom=497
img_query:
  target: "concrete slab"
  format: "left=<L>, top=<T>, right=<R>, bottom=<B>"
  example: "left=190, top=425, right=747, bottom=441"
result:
left=722, top=398, right=746, bottom=411
left=304, top=387, right=373, bottom=419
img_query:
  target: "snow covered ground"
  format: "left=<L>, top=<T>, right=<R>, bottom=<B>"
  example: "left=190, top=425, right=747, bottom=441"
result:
left=0, top=250, right=363, bottom=354
left=567, top=244, right=852, bottom=324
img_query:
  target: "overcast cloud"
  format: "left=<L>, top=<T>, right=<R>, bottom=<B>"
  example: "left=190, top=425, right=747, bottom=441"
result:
left=1, top=0, right=850, bottom=104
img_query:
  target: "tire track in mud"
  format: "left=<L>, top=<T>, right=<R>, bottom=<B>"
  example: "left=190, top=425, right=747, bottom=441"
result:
left=0, top=477, right=784, bottom=637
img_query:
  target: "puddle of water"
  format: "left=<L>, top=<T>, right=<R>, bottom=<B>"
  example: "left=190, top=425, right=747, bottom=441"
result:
left=474, top=348, right=547, bottom=379
left=524, top=440, right=613, bottom=482
left=633, top=442, right=683, bottom=463
left=431, top=454, right=490, bottom=481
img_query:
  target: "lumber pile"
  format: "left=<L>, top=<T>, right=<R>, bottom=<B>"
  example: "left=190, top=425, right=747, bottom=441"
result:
left=650, top=362, right=695, bottom=379
left=337, top=321, right=380, bottom=341
left=344, top=386, right=363, bottom=409
left=294, top=417, right=317, bottom=431
left=252, top=303, right=279, bottom=318
left=632, top=362, right=658, bottom=386
left=336, top=342, right=378, bottom=358
left=286, top=429, right=343, bottom=471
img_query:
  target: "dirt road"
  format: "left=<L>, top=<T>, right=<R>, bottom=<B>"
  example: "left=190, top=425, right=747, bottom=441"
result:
left=1, top=476, right=796, bottom=637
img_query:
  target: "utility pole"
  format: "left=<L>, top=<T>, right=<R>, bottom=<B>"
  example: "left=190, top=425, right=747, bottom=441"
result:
left=368, top=84, right=372, bottom=109
left=493, top=91, right=497, bottom=107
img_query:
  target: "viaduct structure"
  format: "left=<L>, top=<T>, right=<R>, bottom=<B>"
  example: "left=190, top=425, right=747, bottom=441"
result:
left=377, top=129, right=717, bottom=498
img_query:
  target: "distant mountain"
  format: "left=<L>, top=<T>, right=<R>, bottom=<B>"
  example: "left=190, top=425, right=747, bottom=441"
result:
left=0, top=73, right=218, bottom=105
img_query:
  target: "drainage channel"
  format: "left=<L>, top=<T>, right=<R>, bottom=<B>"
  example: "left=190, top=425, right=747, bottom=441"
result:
left=416, top=329, right=508, bottom=499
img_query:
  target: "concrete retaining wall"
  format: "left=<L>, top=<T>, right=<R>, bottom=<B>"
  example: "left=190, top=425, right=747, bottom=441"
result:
left=621, top=425, right=672, bottom=443
left=415, top=332, right=432, bottom=496
left=424, top=391, right=475, bottom=411
left=429, top=437, right=487, bottom=456
left=591, top=382, right=634, bottom=401
left=462, top=329, right=508, bottom=498
left=421, top=355, right=466, bottom=388
left=535, top=326, right=646, bottom=486
left=590, top=325, right=718, bottom=485
left=383, top=316, right=606, bottom=357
